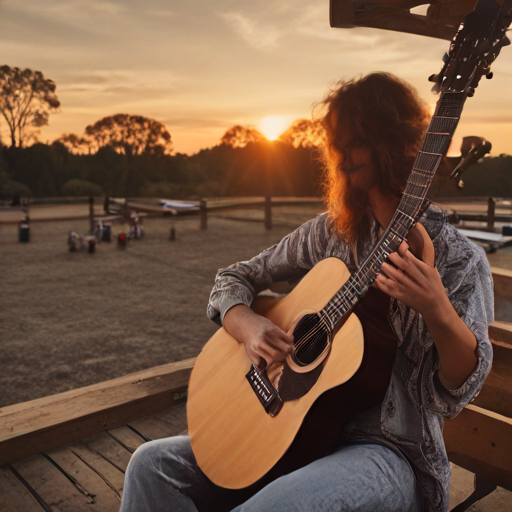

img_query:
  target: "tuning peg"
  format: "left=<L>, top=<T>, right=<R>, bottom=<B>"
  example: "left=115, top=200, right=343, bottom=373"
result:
left=442, top=52, right=450, bottom=63
left=468, top=88, right=475, bottom=97
left=431, top=83, right=441, bottom=94
left=428, top=73, right=440, bottom=83
left=486, top=71, right=494, bottom=79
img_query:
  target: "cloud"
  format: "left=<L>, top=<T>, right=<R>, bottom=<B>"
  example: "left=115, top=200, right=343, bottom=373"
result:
left=147, top=9, right=173, bottom=18
left=221, top=11, right=281, bottom=50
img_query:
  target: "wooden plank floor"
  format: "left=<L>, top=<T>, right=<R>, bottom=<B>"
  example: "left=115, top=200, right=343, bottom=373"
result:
left=0, top=400, right=186, bottom=511
left=1, top=397, right=512, bottom=511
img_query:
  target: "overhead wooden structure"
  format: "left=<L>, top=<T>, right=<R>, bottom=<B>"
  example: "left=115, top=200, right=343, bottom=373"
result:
left=330, top=0, right=482, bottom=40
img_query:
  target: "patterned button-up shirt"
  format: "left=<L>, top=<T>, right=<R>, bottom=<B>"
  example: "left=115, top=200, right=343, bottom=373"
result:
left=206, top=204, right=494, bottom=512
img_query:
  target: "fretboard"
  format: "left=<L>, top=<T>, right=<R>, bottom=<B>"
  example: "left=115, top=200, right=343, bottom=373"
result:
left=320, top=91, right=467, bottom=330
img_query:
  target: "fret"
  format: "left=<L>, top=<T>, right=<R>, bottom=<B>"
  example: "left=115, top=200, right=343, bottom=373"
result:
left=428, top=116, right=459, bottom=134
left=404, top=182, right=428, bottom=198
left=400, top=194, right=423, bottom=212
left=406, top=174, right=429, bottom=187
left=389, top=226, right=406, bottom=242
left=414, top=152, right=443, bottom=173
left=419, top=150, right=443, bottom=156
left=396, top=208, right=416, bottom=224
left=402, top=191, right=423, bottom=200
left=421, top=133, right=452, bottom=154
left=410, top=168, right=433, bottom=179
left=436, top=93, right=463, bottom=117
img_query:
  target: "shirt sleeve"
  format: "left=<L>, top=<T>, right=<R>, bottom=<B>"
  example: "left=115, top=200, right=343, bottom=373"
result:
left=206, top=213, right=330, bottom=326
left=424, top=237, right=494, bottom=419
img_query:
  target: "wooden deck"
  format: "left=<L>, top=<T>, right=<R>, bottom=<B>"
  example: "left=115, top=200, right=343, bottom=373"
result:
left=0, top=402, right=187, bottom=511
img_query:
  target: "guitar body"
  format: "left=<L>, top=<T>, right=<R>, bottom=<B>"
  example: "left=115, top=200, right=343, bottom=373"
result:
left=187, top=257, right=364, bottom=489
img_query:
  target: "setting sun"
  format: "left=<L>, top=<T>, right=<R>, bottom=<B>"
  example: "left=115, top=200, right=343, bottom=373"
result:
left=257, top=115, right=295, bottom=141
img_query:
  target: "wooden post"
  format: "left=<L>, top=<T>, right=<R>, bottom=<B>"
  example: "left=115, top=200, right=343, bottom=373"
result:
left=487, top=197, right=496, bottom=231
left=265, top=196, right=272, bottom=230
left=123, top=198, right=130, bottom=223
left=88, top=196, right=94, bottom=234
left=200, top=199, right=207, bottom=230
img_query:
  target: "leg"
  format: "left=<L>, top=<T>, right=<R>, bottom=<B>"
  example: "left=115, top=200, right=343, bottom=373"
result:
left=120, top=434, right=255, bottom=512
left=230, top=441, right=423, bottom=512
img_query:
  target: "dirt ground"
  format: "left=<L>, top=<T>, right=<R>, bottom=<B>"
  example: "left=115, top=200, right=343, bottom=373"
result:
left=0, top=205, right=323, bottom=407
left=1, top=203, right=511, bottom=408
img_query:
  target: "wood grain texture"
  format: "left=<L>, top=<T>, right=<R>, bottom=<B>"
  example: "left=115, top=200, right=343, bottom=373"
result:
left=81, top=431, right=133, bottom=473
left=0, top=359, right=194, bottom=466
left=106, top=426, right=145, bottom=454
left=473, top=338, right=512, bottom=418
left=492, top=268, right=512, bottom=323
left=444, top=405, right=512, bottom=492
left=0, top=466, right=46, bottom=512
left=12, top=453, right=96, bottom=512
left=188, top=257, right=364, bottom=489
left=147, top=402, right=188, bottom=436
left=128, top=416, right=176, bottom=441
left=489, top=321, right=512, bottom=348
left=44, top=444, right=123, bottom=507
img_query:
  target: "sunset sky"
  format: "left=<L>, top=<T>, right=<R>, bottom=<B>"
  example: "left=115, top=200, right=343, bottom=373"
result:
left=1, top=0, right=512, bottom=155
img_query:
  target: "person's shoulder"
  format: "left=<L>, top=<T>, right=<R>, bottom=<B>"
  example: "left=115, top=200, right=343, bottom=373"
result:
left=434, top=221, right=490, bottom=281
left=420, top=203, right=484, bottom=259
left=297, top=211, right=331, bottom=235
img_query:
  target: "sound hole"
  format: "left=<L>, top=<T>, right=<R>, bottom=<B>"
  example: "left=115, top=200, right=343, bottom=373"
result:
left=292, top=313, right=329, bottom=366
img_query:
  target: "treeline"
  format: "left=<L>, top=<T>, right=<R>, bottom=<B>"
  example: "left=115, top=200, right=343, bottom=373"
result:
left=1, top=139, right=511, bottom=201
left=429, top=153, right=512, bottom=199
left=0, top=139, right=325, bottom=199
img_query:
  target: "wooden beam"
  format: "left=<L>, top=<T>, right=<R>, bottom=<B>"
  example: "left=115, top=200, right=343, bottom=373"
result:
left=489, top=321, right=512, bottom=348
left=491, top=268, right=512, bottom=324
left=473, top=337, right=512, bottom=418
left=444, top=404, right=512, bottom=492
left=0, top=359, right=195, bottom=467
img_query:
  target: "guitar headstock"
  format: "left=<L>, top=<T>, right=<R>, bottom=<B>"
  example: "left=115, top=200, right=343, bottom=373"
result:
left=429, top=0, right=512, bottom=97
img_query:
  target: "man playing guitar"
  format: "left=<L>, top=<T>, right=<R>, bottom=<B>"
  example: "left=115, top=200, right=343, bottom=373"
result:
left=120, top=72, right=493, bottom=512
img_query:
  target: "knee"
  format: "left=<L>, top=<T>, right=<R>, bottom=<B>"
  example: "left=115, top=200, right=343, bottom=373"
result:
left=126, top=440, right=162, bottom=480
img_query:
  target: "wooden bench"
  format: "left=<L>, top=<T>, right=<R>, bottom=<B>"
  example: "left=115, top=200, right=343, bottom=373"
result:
left=444, top=321, right=512, bottom=510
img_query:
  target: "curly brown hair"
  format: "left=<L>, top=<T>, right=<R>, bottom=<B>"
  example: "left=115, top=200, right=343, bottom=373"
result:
left=318, top=72, right=430, bottom=245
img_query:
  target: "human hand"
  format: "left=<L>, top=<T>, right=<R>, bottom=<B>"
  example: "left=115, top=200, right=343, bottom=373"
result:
left=223, top=304, right=294, bottom=369
left=375, top=241, right=450, bottom=319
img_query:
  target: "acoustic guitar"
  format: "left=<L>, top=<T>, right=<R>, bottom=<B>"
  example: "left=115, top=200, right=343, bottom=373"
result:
left=187, top=0, right=511, bottom=490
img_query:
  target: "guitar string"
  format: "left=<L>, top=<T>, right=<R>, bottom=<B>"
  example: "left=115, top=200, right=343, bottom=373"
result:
left=292, top=181, right=430, bottom=355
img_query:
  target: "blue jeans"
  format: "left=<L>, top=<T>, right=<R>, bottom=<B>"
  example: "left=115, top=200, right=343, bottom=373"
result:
left=120, top=434, right=423, bottom=512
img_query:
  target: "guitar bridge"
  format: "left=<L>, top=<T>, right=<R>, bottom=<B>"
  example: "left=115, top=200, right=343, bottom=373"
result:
left=246, top=364, right=283, bottom=417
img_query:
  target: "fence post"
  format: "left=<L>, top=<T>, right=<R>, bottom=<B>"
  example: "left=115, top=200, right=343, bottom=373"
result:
left=265, top=196, right=272, bottom=230
left=487, top=197, right=495, bottom=231
left=89, top=196, right=95, bottom=234
left=122, top=198, right=130, bottom=223
left=200, top=198, right=207, bottom=230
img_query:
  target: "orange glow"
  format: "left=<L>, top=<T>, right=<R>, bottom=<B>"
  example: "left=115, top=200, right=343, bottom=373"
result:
left=257, top=115, right=294, bottom=141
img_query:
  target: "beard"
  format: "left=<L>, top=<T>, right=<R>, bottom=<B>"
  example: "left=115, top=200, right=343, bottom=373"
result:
left=331, top=172, right=372, bottom=246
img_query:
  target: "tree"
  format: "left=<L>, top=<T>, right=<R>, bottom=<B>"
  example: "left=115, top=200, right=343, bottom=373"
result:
left=62, top=179, right=103, bottom=197
left=279, top=119, right=324, bottom=148
left=55, top=133, right=91, bottom=155
left=220, top=125, right=264, bottom=148
left=0, top=65, right=60, bottom=148
left=83, top=114, right=173, bottom=156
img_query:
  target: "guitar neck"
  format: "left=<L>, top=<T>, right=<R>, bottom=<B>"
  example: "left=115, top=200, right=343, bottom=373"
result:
left=320, top=90, right=468, bottom=329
